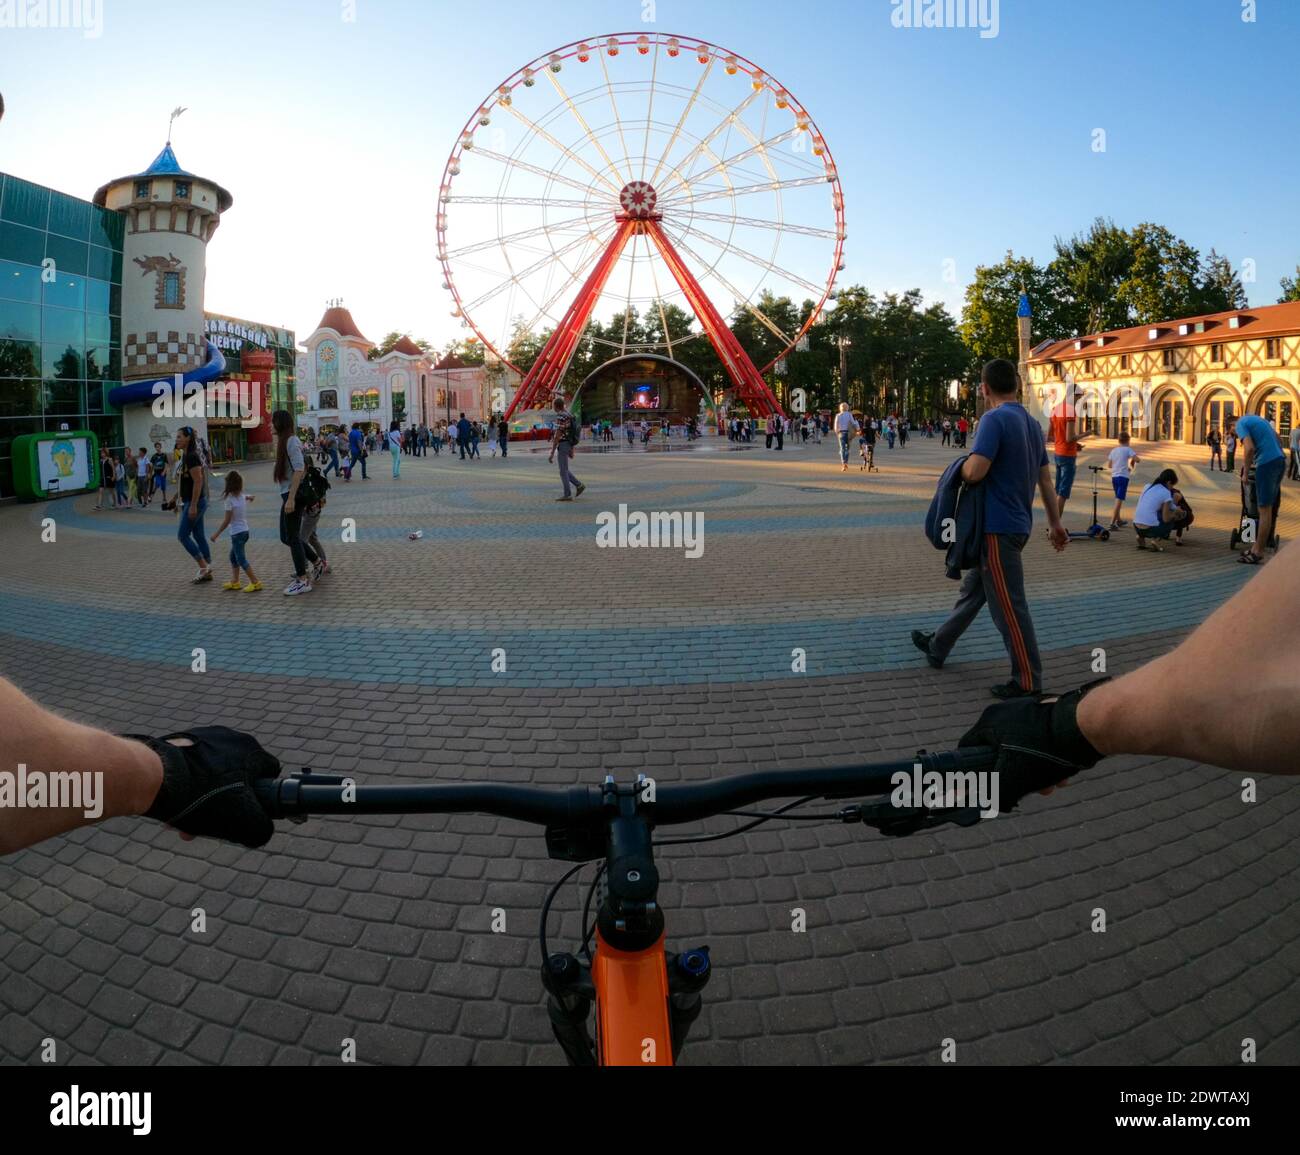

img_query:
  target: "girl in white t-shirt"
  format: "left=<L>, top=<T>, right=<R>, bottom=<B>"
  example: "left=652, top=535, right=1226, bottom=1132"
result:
left=210, top=471, right=262, bottom=591
left=1106, top=433, right=1141, bottom=529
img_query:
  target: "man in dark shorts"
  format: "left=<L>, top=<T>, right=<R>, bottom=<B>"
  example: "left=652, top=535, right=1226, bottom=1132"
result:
left=912, top=359, right=1068, bottom=699
left=1235, top=412, right=1285, bottom=565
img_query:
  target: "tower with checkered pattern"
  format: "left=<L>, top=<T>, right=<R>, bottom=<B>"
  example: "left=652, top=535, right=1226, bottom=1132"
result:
left=94, top=143, right=232, bottom=446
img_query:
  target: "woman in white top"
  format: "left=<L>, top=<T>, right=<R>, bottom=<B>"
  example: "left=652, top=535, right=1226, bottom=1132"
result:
left=1133, top=468, right=1187, bottom=552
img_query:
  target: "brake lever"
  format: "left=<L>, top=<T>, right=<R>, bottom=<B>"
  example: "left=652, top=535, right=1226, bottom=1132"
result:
left=837, top=799, right=984, bottom=838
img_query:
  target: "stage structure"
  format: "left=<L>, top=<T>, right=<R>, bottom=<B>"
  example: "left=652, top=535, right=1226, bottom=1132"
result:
left=435, top=32, right=846, bottom=423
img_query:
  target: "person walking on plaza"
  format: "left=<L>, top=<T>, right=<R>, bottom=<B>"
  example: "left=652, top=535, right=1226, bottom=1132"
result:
left=833, top=402, right=859, bottom=472
left=94, top=446, right=112, bottom=510
left=1224, top=427, right=1237, bottom=473
left=469, top=421, right=482, bottom=459
left=941, top=417, right=952, bottom=446
left=911, top=359, right=1068, bottom=700
left=110, top=454, right=126, bottom=507
left=1236, top=411, right=1285, bottom=566
left=1289, top=424, right=1300, bottom=482
left=300, top=486, right=329, bottom=584
left=321, top=430, right=341, bottom=478
left=1106, top=432, right=1140, bottom=530
left=346, top=422, right=368, bottom=480
left=387, top=420, right=403, bottom=478
left=497, top=416, right=509, bottom=459
left=455, top=412, right=471, bottom=460
left=548, top=396, right=585, bottom=502
left=1207, top=426, right=1223, bottom=471
left=150, top=441, right=170, bottom=506
left=173, top=426, right=213, bottom=583
left=209, top=470, right=262, bottom=592
left=273, top=409, right=320, bottom=596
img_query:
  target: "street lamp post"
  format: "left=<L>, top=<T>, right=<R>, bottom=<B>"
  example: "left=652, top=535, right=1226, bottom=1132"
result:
left=837, top=334, right=851, bottom=406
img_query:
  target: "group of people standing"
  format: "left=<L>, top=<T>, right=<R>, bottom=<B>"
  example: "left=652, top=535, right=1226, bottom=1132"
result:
left=161, top=412, right=330, bottom=596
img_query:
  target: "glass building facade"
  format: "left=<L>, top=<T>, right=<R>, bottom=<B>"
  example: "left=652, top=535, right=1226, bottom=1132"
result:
left=0, top=172, right=125, bottom=499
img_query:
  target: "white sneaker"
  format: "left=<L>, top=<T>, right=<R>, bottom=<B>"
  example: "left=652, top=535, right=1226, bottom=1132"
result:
left=283, top=578, right=313, bottom=595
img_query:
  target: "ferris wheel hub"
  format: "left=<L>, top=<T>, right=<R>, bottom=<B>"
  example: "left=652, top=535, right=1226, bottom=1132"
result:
left=617, top=180, right=660, bottom=220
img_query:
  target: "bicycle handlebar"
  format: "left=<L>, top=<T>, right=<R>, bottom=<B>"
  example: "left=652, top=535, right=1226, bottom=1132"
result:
left=252, top=747, right=999, bottom=829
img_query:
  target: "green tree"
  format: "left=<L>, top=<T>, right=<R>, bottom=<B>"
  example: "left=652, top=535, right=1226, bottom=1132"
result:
left=367, top=331, right=435, bottom=360
left=1194, top=249, right=1248, bottom=313
left=1277, top=265, right=1300, bottom=303
left=959, top=253, right=1076, bottom=367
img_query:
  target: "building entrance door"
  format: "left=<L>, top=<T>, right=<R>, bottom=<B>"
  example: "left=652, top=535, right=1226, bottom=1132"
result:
left=1157, top=398, right=1185, bottom=441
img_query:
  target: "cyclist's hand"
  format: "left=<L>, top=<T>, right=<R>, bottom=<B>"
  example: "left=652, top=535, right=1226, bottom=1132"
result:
left=126, top=726, right=281, bottom=848
left=958, top=680, right=1108, bottom=812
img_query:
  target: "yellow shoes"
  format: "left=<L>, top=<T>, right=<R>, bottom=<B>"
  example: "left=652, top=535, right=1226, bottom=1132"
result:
left=222, top=581, right=242, bottom=590
left=242, top=582, right=264, bottom=592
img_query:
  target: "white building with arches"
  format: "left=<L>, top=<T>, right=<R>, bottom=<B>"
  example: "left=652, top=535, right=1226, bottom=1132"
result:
left=1025, top=300, right=1300, bottom=446
left=294, top=302, right=516, bottom=433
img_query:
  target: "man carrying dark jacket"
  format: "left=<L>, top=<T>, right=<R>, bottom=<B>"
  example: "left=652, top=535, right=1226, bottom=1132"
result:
left=912, top=359, right=1068, bottom=699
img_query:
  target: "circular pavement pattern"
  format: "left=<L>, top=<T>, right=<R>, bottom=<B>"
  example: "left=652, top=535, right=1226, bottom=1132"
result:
left=1, top=437, right=1297, bottom=1065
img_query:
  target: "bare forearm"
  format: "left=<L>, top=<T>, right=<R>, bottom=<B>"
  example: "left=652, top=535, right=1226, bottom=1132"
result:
left=1037, top=468, right=1062, bottom=526
left=0, top=677, right=163, bottom=855
left=1077, top=539, right=1300, bottom=773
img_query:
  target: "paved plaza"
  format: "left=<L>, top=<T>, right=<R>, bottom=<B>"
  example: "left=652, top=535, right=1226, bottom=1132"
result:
left=1, top=434, right=1298, bottom=1065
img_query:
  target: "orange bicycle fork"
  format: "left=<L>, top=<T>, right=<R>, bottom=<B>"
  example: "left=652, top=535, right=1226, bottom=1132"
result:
left=541, top=775, right=712, bottom=1066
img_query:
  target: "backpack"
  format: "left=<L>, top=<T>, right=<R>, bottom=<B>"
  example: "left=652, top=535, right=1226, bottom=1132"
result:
left=298, top=462, right=331, bottom=507
left=563, top=416, right=580, bottom=446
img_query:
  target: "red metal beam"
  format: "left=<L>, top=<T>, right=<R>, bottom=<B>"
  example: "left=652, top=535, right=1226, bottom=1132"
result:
left=643, top=220, right=784, bottom=419
left=503, top=219, right=637, bottom=421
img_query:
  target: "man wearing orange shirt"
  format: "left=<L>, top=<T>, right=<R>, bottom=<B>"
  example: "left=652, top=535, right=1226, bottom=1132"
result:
left=1048, top=381, right=1092, bottom=519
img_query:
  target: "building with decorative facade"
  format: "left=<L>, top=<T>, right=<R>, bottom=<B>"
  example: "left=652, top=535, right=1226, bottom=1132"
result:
left=1025, top=300, right=1300, bottom=445
left=295, top=302, right=517, bottom=433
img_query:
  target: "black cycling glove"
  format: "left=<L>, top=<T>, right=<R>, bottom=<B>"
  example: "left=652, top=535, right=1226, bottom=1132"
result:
left=126, top=726, right=281, bottom=848
left=958, top=679, right=1109, bottom=812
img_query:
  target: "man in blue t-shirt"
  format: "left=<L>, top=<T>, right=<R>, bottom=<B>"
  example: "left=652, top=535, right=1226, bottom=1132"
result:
left=1235, top=413, right=1284, bottom=565
left=912, top=359, right=1068, bottom=699
left=346, top=423, right=368, bottom=480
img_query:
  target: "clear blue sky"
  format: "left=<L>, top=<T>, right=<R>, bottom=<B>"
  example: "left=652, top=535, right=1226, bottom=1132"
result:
left=2, top=0, right=1295, bottom=345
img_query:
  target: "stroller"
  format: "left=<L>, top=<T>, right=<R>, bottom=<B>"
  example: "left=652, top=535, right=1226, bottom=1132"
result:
left=1229, top=463, right=1281, bottom=551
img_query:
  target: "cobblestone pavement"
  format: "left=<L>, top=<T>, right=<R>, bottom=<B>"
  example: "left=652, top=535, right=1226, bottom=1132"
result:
left=1, top=434, right=1297, bottom=1065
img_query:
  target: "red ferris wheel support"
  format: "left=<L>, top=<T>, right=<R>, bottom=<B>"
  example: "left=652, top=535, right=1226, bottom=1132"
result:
left=503, top=185, right=785, bottom=422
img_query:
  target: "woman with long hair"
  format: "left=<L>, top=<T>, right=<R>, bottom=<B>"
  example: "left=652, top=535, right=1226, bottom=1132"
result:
left=387, top=419, right=403, bottom=478
left=272, top=409, right=320, bottom=595
left=174, top=425, right=213, bottom=583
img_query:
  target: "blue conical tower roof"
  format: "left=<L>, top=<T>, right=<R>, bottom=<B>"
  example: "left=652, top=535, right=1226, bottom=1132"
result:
left=143, top=143, right=193, bottom=177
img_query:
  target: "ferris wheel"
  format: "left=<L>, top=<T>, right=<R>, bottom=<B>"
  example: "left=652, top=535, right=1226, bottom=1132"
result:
left=435, top=32, right=846, bottom=419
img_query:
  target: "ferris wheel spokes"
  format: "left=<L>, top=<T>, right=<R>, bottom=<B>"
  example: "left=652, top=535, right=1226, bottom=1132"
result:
left=645, top=53, right=714, bottom=189
left=670, top=221, right=828, bottom=299
left=680, top=210, right=838, bottom=240
left=658, top=126, right=802, bottom=202
left=444, top=214, right=593, bottom=262
left=658, top=174, right=834, bottom=210
left=469, top=147, right=607, bottom=202
left=651, top=85, right=765, bottom=200
left=461, top=227, right=604, bottom=314
left=499, top=101, right=624, bottom=198
left=544, top=68, right=632, bottom=190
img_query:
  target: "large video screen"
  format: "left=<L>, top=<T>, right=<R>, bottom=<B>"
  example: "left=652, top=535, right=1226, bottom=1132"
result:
left=625, top=382, right=660, bottom=409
